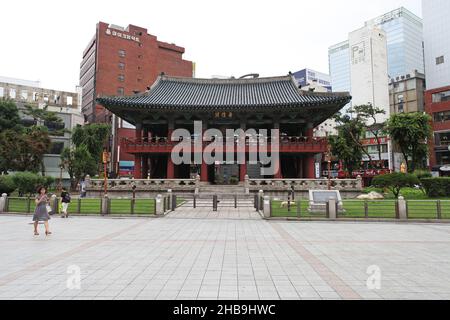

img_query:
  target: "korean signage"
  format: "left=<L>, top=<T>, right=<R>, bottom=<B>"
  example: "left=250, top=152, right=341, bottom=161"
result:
left=106, top=29, right=140, bottom=43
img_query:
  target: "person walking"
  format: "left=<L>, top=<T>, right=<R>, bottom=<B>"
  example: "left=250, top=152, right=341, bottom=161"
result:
left=33, top=186, right=52, bottom=236
left=60, top=187, right=71, bottom=218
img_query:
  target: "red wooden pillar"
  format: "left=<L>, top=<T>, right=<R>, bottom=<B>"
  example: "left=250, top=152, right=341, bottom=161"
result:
left=200, top=122, right=208, bottom=182
left=240, top=163, right=247, bottom=182
left=134, top=155, right=142, bottom=179
left=167, top=122, right=175, bottom=179
left=305, top=155, right=316, bottom=179
left=142, top=156, right=149, bottom=179
left=306, top=123, right=314, bottom=139
left=134, top=123, right=143, bottom=179
left=167, top=155, right=175, bottom=179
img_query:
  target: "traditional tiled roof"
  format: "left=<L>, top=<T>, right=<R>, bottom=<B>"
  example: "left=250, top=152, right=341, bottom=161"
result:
left=97, top=75, right=351, bottom=111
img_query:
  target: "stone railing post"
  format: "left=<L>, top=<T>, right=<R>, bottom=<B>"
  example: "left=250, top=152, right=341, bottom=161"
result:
left=155, top=194, right=164, bottom=215
left=356, top=175, right=363, bottom=189
left=263, top=196, right=271, bottom=218
left=0, top=193, right=7, bottom=213
left=397, top=196, right=407, bottom=220
left=258, top=190, right=264, bottom=211
left=328, top=198, right=337, bottom=220
left=101, top=195, right=109, bottom=216
left=195, top=175, right=200, bottom=194
left=85, top=175, right=92, bottom=188
left=244, top=175, right=250, bottom=194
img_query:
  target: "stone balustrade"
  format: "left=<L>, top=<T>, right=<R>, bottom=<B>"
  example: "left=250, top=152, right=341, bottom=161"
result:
left=86, top=176, right=197, bottom=192
left=247, top=177, right=363, bottom=192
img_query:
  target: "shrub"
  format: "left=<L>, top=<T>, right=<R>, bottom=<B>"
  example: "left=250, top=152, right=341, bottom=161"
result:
left=414, top=170, right=432, bottom=180
left=11, top=172, right=55, bottom=196
left=421, top=178, right=450, bottom=198
left=372, top=173, right=420, bottom=199
left=0, top=175, right=16, bottom=195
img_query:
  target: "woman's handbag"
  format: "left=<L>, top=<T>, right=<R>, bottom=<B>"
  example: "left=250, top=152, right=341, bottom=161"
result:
left=46, top=204, right=53, bottom=214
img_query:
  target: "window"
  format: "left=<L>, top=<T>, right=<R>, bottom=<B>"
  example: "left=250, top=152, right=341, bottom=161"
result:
left=432, top=90, right=450, bottom=103
left=434, top=111, right=450, bottom=122
left=138, top=54, right=143, bottom=59
left=397, top=95, right=404, bottom=113
left=22, top=119, right=37, bottom=127
left=0, top=87, right=3, bottom=97
left=44, top=121, right=65, bottom=136
left=9, top=88, right=16, bottom=99
left=117, top=87, right=124, bottom=96
left=118, top=74, right=125, bottom=82
left=33, top=92, right=39, bottom=101
left=67, top=96, right=73, bottom=106
left=436, top=151, right=450, bottom=166
left=20, top=90, right=28, bottom=100
left=118, top=62, right=125, bottom=70
left=436, top=56, right=445, bottom=65
left=48, top=142, right=65, bottom=155
left=118, top=49, right=126, bottom=57
left=43, top=94, right=49, bottom=103
left=435, top=132, right=450, bottom=146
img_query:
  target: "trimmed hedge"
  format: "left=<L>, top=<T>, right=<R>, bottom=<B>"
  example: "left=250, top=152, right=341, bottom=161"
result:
left=0, top=175, right=16, bottom=195
left=421, top=178, right=450, bottom=198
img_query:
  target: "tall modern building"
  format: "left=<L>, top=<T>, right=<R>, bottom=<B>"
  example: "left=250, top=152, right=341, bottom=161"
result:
left=328, top=7, right=424, bottom=112
left=293, top=68, right=332, bottom=92
left=80, top=22, right=193, bottom=176
left=423, top=0, right=450, bottom=174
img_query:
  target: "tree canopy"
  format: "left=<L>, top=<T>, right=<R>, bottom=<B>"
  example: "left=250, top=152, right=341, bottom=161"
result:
left=385, top=112, right=432, bottom=173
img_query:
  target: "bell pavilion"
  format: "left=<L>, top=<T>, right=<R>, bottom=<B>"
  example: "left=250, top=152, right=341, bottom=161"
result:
left=97, top=74, right=351, bottom=184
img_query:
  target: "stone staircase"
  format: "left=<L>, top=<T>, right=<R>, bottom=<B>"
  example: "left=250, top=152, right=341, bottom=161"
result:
left=198, top=185, right=246, bottom=195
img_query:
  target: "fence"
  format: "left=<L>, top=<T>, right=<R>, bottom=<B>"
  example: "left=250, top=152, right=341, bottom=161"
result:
left=172, top=193, right=255, bottom=211
left=0, top=195, right=167, bottom=216
left=263, top=196, right=450, bottom=220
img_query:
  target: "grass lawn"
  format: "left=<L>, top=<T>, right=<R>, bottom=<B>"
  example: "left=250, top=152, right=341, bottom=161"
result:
left=270, top=199, right=450, bottom=219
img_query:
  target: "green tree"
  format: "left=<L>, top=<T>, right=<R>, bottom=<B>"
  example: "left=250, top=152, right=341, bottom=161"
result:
left=0, top=127, right=51, bottom=173
left=350, top=104, right=386, bottom=164
left=385, top=113, right=432, bottom=173
left=372, top=173, right=420, bottom=199
left=71, top=124, right=111, bottom=162
left=61, top=145, right=97, bottom=190
left=0, top=98, right=23, bottom=132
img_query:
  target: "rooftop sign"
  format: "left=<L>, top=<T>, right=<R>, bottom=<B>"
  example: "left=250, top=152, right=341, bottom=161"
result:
left=105, top=29, right=140, bottom=43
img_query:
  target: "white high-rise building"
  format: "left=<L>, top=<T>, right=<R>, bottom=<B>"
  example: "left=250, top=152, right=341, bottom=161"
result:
left=349, top=26, right=390, bottom=123
left=423, top=0, right=450, bottom=91
left=422, top=0, right=450, bottom=173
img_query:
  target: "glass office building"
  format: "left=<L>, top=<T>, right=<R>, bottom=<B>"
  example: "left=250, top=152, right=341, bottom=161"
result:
left=328, top=7, right=424, bottom=112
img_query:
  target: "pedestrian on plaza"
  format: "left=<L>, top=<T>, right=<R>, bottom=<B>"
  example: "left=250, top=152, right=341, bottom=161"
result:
left=60, top=187, right=71, bottom=218
left=33, top=186, right=52, bottom=236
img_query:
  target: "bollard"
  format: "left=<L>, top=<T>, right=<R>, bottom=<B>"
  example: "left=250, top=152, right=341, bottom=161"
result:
left=397, top=196, right=408, bottom=220
left=168, top=189, right=173, bottom=209
left=297, top=199, right=301, bottom=218
left=213, top=195, right=218, bottom=212
left=259, top=190, right=264, bottom=211
left=328, top=199, right=337, bottom=220
left=263, top=196, right=271, bottom=218
left=101, top=195, right=109, bottom=216
left=155, top=194, right=164, bottom=215
left=0, top=193, right=7, bottom=213
left=50, top=194, right=58, bottom=216
left=193, top=194, right=197, bottom=209
left=172, top=194, right=177, bottom=211
left=234, top=194, right=237, bottom=209
left=254, top=194, right=258, bottom=210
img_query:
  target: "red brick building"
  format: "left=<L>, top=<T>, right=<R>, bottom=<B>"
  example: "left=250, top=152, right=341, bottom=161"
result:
left=426, top=85, right=450, bottom=173
left=80, top=22, right=193, bottom=175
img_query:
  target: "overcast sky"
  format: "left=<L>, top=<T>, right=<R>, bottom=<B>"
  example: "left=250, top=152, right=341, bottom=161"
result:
left=0, top=0, right=422, bottom=92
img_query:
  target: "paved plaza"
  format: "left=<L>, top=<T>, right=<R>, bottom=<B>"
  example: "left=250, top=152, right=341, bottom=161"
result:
left=1, top=207, right=450, bottom=300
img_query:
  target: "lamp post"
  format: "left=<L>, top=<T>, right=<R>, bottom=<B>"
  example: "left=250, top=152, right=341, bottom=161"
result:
left=325, top=133, right=332, bottom=191
left=102, top=150, right=110, bottom=196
